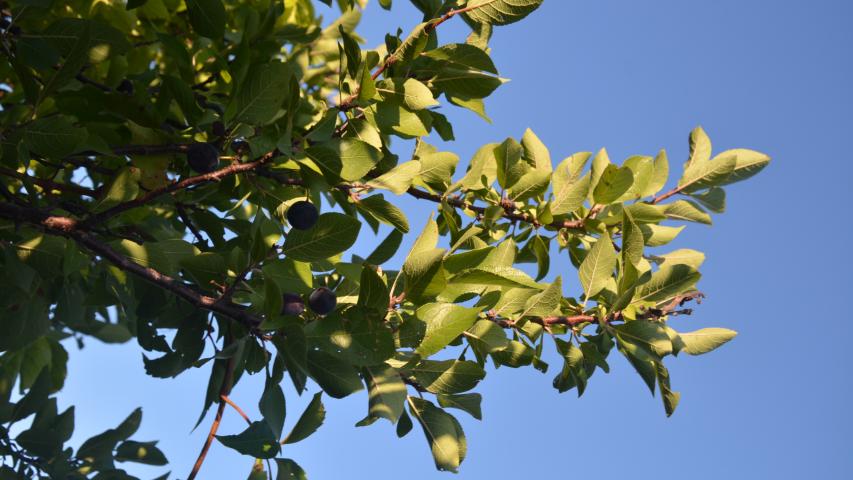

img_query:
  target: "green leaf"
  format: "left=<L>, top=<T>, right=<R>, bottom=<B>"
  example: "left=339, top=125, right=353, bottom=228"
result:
left=24, top=116, right=85, bottom=159
left=714, top=148, right=772, bottom=186
left=283, top=392, right=325, bottom=444
left=463, top=320, right=509, bottom=354
left=593, top=164, right=633, bottom=204
left=640, top=224, right=685, bottom=247
left=519, top=277, right=562, bottom=318
left=357, top=265, right=389, bottom=311
left=495, top=137, right=525, bottom=190
left=306, top=351, right=363, bottom=399
left=186, top=0, right=226, bottom=39
left=276, top=459, right=307, bottom=480
left=678, top=328, right=737, bottom=355
left=621, top=208, right=644, bottom=267
left=365, top=229, right=404, bottom=265
left=94, top=167, right=140, bottom=212
left=259, top=379, right=286, bottom=439
left=227, top=61, right=293, bottom=125
left=282, top=213, right=361, bottom=261
left=377, top=78, right=439, bottom=110
left=366, top=160, right=421, bottom=194
left=463, top=0, right=545, bottom=26
left=415, top=151, right=459, bottom=191
left=414, top=303, right=480, bottom=357
left=578, top=234, right=617, bottom=299
left=614, top=320, right=673, bottom=361
left=216, top=421, right=280, bottom=459
left=678, top=127, right=737, bottom=192
left=551, top=170, right=590, bottom=216
left=632, top=264, right=701, bottom=304
left=656, top=363, right=680, bottom=417
left=411, top=360, right=485, bottom=394
left=407, top=397, right=465, bottom=472
left=664, top=200, right=712, bottom=225
left=451, top=265, right=542, bottom=289
left=492, top=340, right=534, bottom=367
left=361, top=365, right=407, bottom=424
left=305, top=138, right=382, bottom=182
left=358, top=194, right=410, bottom=232
left=39, top=21, right=91, bottom=104
left=652, top=249, right=706, bottom=269
left=114, top=440, right=168, bottom=466
left=521, top=128, right=552, bottom=172
left=646, top=149, right=669, bottom=196
left=423, top=43, right=498, bottom=74
left=437, top=393, right=482, bottom=420
left=304, top=313, right=394, bottom=366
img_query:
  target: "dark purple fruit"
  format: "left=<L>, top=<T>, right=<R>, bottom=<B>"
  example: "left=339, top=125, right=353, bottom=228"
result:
left=281, top=292, right=305, bottom=316
left=212, top=121, right=226, bottom=137
left=117, top=79, right=134, bottom=95
left=186, top=143, right=220, bottom=174
left=231, top=139, right=249, bottom=155
left=286, top=201, right=319, bottom=230
left=308, top=287, right=336, bottom=316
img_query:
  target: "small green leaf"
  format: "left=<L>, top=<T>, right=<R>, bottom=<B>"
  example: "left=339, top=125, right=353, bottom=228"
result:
left=407, top=397, right=465, bottom=472
left=579, top=234, right=617, bottom=299
left=414, top=303, right=480, bottom=358
left=24, top=116, right=85, bottom=159
left=463, top=0, right=545, bottom=26
left=305, top=138, right=382, bottom=182
left=593, top=164, right=633, bottom=204
left=632, top=264, right=700, bottom=305
left=437, top=393, right=482, bottom=420
left=282, top=213, right=361, bottom=261
left=361, top=365, right=407, bottom=424
left=678, top=328, right=737, bottom=355
left=377, top=78, right=438, bottom=110
left=216, top=421, right=280, bottom=459
left=306, top=351, right=363, bottom=399
left=186, top=0, right=226, bottom=39
left=283, top=392, right=324, bottom=444
left=411, top=360, right=485, bottom=394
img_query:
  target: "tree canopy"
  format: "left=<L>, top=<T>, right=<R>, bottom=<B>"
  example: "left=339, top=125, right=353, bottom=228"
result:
left=0, top=0, right=770, bottom=478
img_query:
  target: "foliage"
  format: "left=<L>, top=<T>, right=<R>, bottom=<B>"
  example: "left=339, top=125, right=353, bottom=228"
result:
left=0, top=0, right=769, bottom=478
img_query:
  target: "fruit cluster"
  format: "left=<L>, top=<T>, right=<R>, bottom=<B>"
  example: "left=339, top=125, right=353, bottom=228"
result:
left=281, top=287, right=336, bottom=316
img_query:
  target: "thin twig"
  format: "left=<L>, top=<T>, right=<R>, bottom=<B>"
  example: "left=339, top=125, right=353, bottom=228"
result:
left=187, top=356, right=236, bottom=480
left=220, top=395, right=251, bottom=425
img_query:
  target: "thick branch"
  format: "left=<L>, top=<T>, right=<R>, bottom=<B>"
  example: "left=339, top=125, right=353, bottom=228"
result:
left=0, top=202, right=262, bottom=330
left=0, top=167, right=99, bottom=198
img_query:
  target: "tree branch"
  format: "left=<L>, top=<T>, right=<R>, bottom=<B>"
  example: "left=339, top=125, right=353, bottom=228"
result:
left=0, top=202, right=263, bottom=330
left=82, top=150, right=279, bottom=227
left=0, top=167, right=99, bottom=198
left=188, top=356, right=235, bottom=480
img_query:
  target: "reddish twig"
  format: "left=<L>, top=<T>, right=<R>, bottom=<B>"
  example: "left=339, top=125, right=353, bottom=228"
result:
left=650, top=185, right=682, bottom=205
left=188, top=357, right=236, bottom=480
left=220, top=395, right=251, bottom=425
left=82, top=150, right=279, bottom=227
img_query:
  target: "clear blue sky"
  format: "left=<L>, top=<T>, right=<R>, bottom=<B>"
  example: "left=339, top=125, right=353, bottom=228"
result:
left=61, top=1, right=852, bottom=479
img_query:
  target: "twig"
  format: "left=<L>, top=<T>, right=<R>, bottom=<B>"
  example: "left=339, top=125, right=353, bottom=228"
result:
left=187, top=356, right=236, bottom=480
left=82, top=149, right=279, bottom=227
left=220, top=395, right=251, bottom=424
left=175, top=202, right=207, bottom=247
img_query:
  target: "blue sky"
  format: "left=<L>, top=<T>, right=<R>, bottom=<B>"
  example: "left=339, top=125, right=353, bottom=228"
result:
left=60, top=1, right=852, bottom=479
